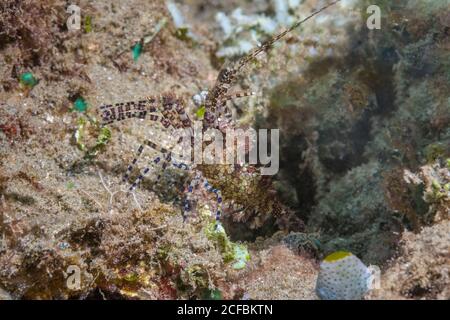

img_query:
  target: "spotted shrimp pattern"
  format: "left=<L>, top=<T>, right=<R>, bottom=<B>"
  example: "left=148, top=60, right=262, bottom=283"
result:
left=98, top=1, right=341, bottom=226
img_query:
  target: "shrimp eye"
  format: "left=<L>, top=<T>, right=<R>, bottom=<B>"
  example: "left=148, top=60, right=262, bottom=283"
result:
left=218, top=68, right=230, bottom=82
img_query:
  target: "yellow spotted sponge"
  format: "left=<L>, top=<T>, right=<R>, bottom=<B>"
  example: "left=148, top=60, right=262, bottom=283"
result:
left=315, top=251, right=371, bottom=300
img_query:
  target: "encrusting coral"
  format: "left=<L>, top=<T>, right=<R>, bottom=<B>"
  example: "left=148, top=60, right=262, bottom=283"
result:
left=367, top=220, right=450, bottom=300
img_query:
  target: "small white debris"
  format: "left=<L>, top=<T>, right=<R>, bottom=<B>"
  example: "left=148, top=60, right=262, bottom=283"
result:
left=216, top=12, right=233, bottom=39
left=193, top=90, right=209, bottom=107
left=45, top=114, right=55, bottom=123
left=166, top=1, right=186, bottom=29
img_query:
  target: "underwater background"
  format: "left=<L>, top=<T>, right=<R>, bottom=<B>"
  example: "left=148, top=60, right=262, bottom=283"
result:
left=0, top=0, right=448, bottom=299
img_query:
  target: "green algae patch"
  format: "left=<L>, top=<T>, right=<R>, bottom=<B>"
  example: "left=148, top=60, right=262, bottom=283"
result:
left=202, top=288, right=223, bottom=300
left=174, top=27, right=191, bottom=42
left=424, top=142, right=447, bottom=163
left=132, top=42, right=143, bottom=61
left=66, top=181, right=76, bottom=190
left=73, top=97, right=88, bottom=112
left=204, top=222, right=250, bottom=270
left=74, top=117, right=88, bottom=151
left=196, top=106, right=206, bottom=119
left=231, top=245, right=250, bottom=270
left=74, top=116, right=112, bottom=158
left=84, top=15, right=92, bottom=33
left=19, top=72, right=38, bottom=88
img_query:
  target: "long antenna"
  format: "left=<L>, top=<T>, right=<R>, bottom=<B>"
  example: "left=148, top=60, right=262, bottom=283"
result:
left=236, top=0, right=342, bottom=71
left=205, top=0, right=341, bottom=125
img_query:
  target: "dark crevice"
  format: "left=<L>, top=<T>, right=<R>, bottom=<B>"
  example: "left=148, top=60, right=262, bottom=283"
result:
left=223, top=215, right=277, bottom=242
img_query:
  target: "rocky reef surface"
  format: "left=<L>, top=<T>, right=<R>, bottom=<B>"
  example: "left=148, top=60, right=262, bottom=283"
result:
left=0, top=0, right=448, bottom=299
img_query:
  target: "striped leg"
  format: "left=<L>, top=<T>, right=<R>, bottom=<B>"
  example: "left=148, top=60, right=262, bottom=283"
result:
left=154, top=152, right=172, bottom=184
left=172, top=161, right=190, bottom=170
left=216, top=91, right=255, bottom=124
left=127, top=139, right=185, bottom=191
left=160, top=96, right=191, bottom=130
left=122, top=144, right=145, bottom=183
left=99, top=98, right=159, bottom=125
left=121, top=115, right=180, bottom=185
left=121, top=115, right=170, bottom=184
left=146, top=133, right=187, bottom=179
left=127, top=140, right=170, bottom=191
left=128, top=154, right=165, bottom=192
left=98, top=96, right=178, bottom=129
left=99, top=95, right=193, bottom=188
left=174, top=100, right=193, bottom=130
left=128, top=156, right=192, bottom=192
left=183, top=173, right=202, bottom=221
left=147, top=95, right=184, bottom=130
left=222, top=91, right=256, bottom=103
left=102, top=98, right=176, bottom=185
left=202, top=179, right=223, bottom=225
